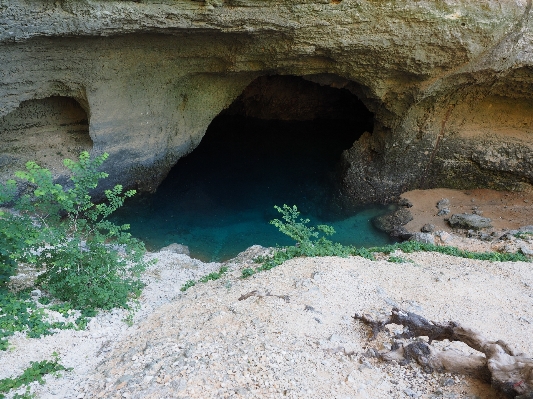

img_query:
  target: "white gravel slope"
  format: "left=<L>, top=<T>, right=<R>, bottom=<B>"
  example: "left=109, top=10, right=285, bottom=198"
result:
left=1, top=247, right=532, bottom=398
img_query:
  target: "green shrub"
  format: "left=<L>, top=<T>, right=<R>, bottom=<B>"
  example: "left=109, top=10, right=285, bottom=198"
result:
left=0, top=181, right=40, bottom=291
left=0, top=152, right=149, bottom=310
left=242, top=205, right=373, bottom=277
left=514, top=231, right=533, bottom=240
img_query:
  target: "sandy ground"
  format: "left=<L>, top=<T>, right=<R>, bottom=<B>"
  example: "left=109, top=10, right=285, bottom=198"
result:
left=402, top=188, right=533, bottom=233
left=1, top=188, right=533, bottom=399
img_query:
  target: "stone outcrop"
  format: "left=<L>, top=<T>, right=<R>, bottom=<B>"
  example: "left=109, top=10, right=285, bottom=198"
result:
left=1, top=0, right=532, bottom=202
left=372, top=208, right=413, bottom=235
left=448, top=213, right=493, bottom=230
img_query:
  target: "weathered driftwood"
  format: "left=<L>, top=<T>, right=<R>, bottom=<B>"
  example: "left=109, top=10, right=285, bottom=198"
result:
left=353, top=308, right=533, bottom=398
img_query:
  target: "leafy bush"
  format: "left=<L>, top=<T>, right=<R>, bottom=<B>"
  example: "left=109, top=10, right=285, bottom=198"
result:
left=0, top=152, right=148, bottom=310
left=242, top=205, right=375, bottom=277
left=0, top=182, right=40, bottom=290
left=514, top=231, right=533, bottom=240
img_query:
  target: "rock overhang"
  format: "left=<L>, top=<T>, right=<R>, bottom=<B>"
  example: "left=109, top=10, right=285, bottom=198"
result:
left=0, top=0, right=532, bottom=203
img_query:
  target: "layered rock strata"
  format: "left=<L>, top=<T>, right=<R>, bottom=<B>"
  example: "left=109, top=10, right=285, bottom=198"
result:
left=1, top=0, right=532, bottom=202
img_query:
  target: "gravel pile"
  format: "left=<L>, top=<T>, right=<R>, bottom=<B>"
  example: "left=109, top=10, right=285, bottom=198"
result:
left=2, top=243, right=533, bottom=398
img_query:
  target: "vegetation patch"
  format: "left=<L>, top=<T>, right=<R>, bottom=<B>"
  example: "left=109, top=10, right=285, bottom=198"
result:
left=180, top=266, right=229, bottom=292
left=514, top=231, right=533, bottom=240
left=0, top=291, right=97, bottom=351
left=0, top=353, right=70, bottom=399
left=242, top=205, right=529, bottom=278
left=387, top=255, right=412, bottom=264
left=0, top=152, right=150, bottom=348
left=369, top=241, right=528, bottom=262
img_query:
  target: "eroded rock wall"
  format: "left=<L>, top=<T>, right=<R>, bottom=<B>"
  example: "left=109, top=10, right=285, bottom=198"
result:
left=1, top=0, right=532, bottom=202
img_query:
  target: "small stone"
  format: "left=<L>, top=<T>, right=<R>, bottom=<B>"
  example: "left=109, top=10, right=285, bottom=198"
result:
left=437, top=208, right=450, bottom=216
left=441, top=378, right=455, bottom=386
left=421, top=224, right=434, bottom=233
left=410, top=232, right=435, bottom=245
left=520, top=246, right=533, bottom=256
left=329, top=334, right=342, bottom=343
left=480, top=233, right=492, bottom=242
left=436, top=198, right=450, bottom=209
left=143, top=376, right=154, bottom=384
left=437, top=231, right=451, bottom=242
left=403, top=388, right=420, bottom=398
left=358, top=359, right=373, bottom=370
left=373, top=208, right=413, bottom=233
left=116, top=375, right=133, bottom=385
left=398, top=198, right=413, bottom=208
left=31, top=289, right=42, bottom=297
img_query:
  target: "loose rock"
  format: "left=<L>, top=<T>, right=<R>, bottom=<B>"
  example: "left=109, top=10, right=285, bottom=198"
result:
left=448, top=213, right=492, bottom=230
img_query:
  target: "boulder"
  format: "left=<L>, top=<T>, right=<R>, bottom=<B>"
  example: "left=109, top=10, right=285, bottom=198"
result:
left=448, top=214, right=492, bottom=230
left=409, top=233, right=435, bottom=245
left=421, top=224, right=435, bottom=233
left=398, top=198, right=413, bottom=208
left=373, top=208, right=413, bottom=234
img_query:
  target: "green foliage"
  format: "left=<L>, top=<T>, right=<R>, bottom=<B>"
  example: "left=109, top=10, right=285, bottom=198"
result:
left=0, top=291, right=91, bottom=351
left=243, top=205, right=375, bottom=278
left=180, top=266, right=229, bottom=292
left=180, top=279, right=197, bottom=292
left=270, top=205, right=339, bottom=255
left=369, top=241, right=528, bottom=262
left=0, top=151, right=149, bottom=310
left=514, top=231, right=533, bottom=240
left=244, top=204, right=529, bottom=278
left=0, top=181, right=40, bottom=291
left=387, top=255, right=410, bottom=263
left=0, top=352, right=71, bottom=399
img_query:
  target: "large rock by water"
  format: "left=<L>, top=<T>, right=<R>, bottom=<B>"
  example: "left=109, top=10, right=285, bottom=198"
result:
left=1, top=1, right=533, bottom=202
left=373, top=208, right=413, bottom=234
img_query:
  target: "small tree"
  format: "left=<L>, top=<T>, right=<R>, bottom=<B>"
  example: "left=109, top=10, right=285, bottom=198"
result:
left=0, top=152, right=148, bottom=309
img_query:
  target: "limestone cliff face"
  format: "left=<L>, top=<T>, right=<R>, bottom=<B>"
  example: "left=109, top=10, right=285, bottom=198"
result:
left=1, top=0, right=532, bottom=203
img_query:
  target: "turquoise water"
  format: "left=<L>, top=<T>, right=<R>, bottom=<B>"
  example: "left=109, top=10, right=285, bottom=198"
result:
left=111, top=116, right=394, bottom=261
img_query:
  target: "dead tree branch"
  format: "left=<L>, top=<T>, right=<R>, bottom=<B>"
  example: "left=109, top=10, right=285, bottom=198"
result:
left=353, top=308, right=533, bottom=398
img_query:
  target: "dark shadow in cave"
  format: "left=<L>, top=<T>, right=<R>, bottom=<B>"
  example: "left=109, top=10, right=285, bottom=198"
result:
left=113, top=75, right=393, bottom=261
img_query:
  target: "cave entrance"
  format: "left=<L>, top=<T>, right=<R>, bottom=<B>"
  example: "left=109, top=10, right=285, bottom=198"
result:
left=0, top=96, right=92, bottom=181
left=113, top=75, right=393, bottom=261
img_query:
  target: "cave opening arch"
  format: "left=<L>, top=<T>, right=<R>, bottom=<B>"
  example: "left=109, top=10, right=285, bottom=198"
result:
left=0, top=95, right=92, bottom=182
left=113, top=74, right=393, bottom=260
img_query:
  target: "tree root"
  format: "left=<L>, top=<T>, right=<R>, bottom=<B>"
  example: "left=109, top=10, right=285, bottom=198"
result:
left=353, top=308, right=533, bottom=398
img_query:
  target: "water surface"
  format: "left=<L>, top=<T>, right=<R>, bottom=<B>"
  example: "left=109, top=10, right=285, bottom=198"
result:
left=112, top=116, right=394, bottom=261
